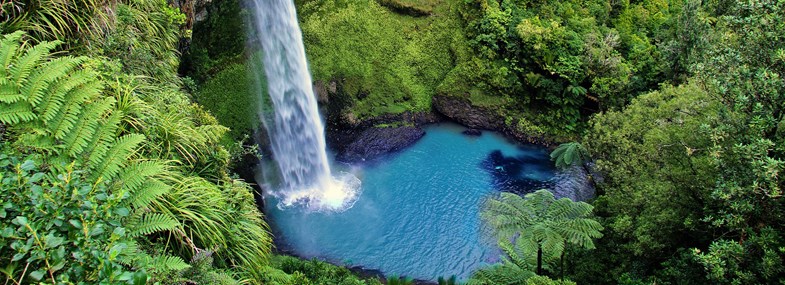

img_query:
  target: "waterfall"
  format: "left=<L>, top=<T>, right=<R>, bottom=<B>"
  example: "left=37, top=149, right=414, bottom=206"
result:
left=252, top=0, right=360, bottom=212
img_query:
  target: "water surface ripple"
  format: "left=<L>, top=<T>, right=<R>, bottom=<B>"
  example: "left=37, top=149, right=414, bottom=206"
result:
left=265, top=123, right=589, bottom=281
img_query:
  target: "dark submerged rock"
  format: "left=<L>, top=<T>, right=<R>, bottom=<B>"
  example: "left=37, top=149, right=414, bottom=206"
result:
left=462, top=129, right=482, bottom=136
left=336, top=126, right=425, bottom=163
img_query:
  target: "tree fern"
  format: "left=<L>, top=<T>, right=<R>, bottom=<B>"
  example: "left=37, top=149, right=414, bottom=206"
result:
left=483, top=190, right=603, bottom=275
left=550, top=142, right=590, bottom=169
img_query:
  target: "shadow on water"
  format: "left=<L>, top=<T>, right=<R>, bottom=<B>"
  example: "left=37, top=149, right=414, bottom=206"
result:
left=481, top=149, right=556, bottom=195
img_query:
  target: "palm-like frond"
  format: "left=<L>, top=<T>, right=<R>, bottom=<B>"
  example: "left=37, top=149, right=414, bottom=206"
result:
left=483, top=190, right=603, bottom=269
left=550, top=142, right=590, bottom=169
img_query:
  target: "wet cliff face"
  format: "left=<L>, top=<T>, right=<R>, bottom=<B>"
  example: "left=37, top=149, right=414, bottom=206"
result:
left=432, top=95, right=557, bottom=146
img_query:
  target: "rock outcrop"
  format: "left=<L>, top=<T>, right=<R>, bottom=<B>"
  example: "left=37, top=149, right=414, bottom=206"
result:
left=335, top=126, right=426, bottom=163
left=433, top=95, right=555, bottom=146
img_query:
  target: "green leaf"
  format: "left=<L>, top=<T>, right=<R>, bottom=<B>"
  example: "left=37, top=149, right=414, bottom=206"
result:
left=29, top=269, right=45, bottom=281
left=45, top=235, right=64, bottom=248
left=29, top=172, right=45, bottom=183
left=132, top=271, right=148, bottom=285
left=13, top=216, right=28, bottom=226
left=20, top=160, right=35, bottom=171
left=69, top=219, right=82, bottom=229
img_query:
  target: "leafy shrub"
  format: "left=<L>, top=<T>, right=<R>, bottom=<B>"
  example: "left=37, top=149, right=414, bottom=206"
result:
left=0, top=31, right=272, bottom=283
left=0, top=152, right=151, bottom=284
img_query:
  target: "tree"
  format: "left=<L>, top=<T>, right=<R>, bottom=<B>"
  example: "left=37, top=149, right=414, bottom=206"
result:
left=483, top=190, right=603, bottom=276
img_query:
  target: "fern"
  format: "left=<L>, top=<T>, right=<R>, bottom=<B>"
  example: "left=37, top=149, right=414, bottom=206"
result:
left=129, top=213, right=179, bottom=237
left=550, top=142, right=590, bottom=169
left=117, top=160, right=167, bottom=193
left=10, top=40, right=61, bottom=85
left=22, top=56, right=84, bottom=106
left=49, top=78, right=103, bottom=139
left=129, top=180, right=170, bottom=209
left=62, top=97, right=114, bottom=157
left=0, top=78, right=23, bottom=103
left=36, top=70, right=94, bottom=124
left=483, top=190, right=603, bottom=274
left=0, top=31, right=25, bottom=75
left=150, top=255, right=191, bottom=271
left=83, top=111, right=122, bottom=169
left=0, top=101, right=34, bottom=124
left=90, top=133, right=145, bottom=182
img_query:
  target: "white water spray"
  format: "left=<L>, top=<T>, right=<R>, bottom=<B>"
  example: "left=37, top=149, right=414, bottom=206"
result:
left=252, top=0, right=360, bottom=211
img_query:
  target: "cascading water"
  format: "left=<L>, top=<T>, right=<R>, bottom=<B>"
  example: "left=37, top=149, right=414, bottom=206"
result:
left=252, top=0, right=360, bottom=211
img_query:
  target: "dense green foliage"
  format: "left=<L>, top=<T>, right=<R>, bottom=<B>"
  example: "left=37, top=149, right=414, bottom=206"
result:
left=3, top=0, right=785, bottom=283
left=194, top=60, right=263, bottom=141
left=289, top=0, right=684, bottom=139
left=296, top=0, right=456, bottom=119
left=288, top=0, right=785, bottom=281
left=0, top=1, right=280, bottom=283
left=267, top=255, right=383, bottom=285
left=577, top=0, right=785, bottom=283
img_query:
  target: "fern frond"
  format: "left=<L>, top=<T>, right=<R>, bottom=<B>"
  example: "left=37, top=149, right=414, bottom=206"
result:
left=117, top=240, right=143, bottom=267
left=35, top=79, right=70, bottom=125
left=0, top=31, right=25, bottom=75
left=117, top=160, right=167, bottom=193
left=62, top=97, right=115, bottom=157
left=11, top=40, right=61, bottom=85
left=48, top=77, right=103, bottom=139
left=129, top=180, right=171, bottom=209
left=23, top=56, right=84, bottom=106
left=0, top=79, right=23, bottom=103
left=151, top=255, right=191, bottom=271
left=90, top=133, right=145, bottom=182
left=83, top=111, right=122, bottom=169
left=129, top=213, right=179, bottom=237
left=0, top=101, right=35, bottom=124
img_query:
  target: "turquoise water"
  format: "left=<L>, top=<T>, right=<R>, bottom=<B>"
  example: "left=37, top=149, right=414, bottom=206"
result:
left=264, top=123, right=587, bottom=281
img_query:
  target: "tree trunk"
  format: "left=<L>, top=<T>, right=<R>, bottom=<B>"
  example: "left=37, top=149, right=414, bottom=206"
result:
left=537, top=246, right=543, bottom=275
